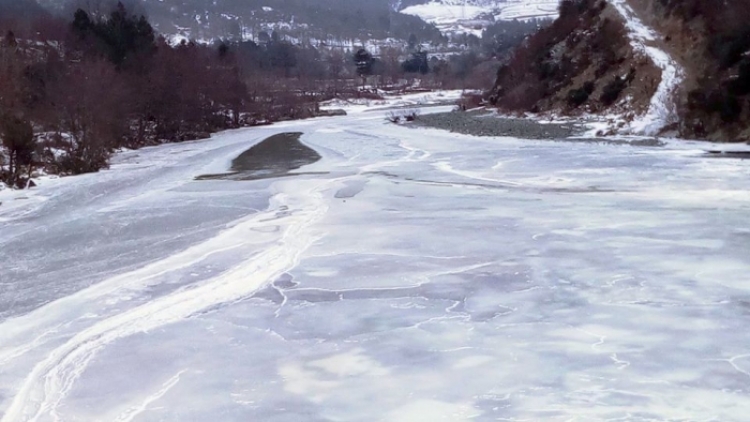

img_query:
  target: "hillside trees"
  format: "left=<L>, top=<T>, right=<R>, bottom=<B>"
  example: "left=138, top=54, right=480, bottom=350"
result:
left=68, top=3, right=156, bottom=72
left=0, top=1, right=543, bottom=186
left=0, top=30, right=38, bottom=186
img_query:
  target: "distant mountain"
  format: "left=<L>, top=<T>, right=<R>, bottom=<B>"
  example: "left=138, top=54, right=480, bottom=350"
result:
left=400, top=0, right=558, bottom=35
left=36, top=0, right=444, bottom=44
left=25, top=0, right=558, bottom=44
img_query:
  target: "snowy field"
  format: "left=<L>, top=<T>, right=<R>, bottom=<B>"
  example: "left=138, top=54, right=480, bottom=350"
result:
left=319, top=90, right=465, bottom=114
left=494, top=0, right=559, bottom=20
left=1, top=106, right=750, bottom=421
left=401, top=0, right=558, bottom=35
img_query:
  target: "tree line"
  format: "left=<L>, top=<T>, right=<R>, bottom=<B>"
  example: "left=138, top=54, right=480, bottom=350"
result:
left=1, top=3, right=251, bottom=186
left=0, top=3, right=353, bottom=187
left=0, top=1, right=544, bottom=188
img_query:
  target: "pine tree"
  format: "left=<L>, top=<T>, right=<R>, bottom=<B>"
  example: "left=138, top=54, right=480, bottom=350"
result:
left=354, top=48, right=374, bottom=82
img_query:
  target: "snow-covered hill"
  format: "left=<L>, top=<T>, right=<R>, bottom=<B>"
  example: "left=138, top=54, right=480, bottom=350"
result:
left=400, top=0, right=558, bottom=36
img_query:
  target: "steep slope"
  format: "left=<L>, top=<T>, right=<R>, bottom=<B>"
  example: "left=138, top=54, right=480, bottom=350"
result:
left=490, top=0, right=750, bottom=141
left=489, top=0, right=661, bottom=131
left=608, top=0, right=683, bottom=135
left=626, top=0, right=750, bottom=141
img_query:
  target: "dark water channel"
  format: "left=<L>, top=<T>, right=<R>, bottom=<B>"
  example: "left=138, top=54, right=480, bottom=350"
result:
left=197, top=132, right=323, bottom=181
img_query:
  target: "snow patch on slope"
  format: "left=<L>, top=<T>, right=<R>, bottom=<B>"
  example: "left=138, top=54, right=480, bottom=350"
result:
left=401, top=0, right=558, bottom=35
left=608, top=0, right=684, bottom=135
left=320, top=89, right=465, bottom=114
left=400, top=3, right=488, bottom=22
left=495, top=0, right=559, bottom=21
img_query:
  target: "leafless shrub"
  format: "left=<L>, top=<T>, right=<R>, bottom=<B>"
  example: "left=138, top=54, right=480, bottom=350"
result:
left=404, top=109, right=420, bottom=122
left=386, top=111, right=402, bottom=124
left=385, top=109, right=420, bottom=124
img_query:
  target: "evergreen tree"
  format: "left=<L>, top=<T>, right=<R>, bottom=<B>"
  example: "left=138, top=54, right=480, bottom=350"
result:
left=401, top=51, right=429, bottom=74
left=353, top=48, right=374, bottom=86
left=407, top=33, right=418, bottom=50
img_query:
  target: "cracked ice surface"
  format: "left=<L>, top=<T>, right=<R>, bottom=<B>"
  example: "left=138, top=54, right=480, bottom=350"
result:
left=1, top=110, right=750, bottom=421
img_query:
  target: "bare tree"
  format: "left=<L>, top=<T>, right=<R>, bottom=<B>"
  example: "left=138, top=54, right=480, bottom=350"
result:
left=46, top=59, right=129, bottom=174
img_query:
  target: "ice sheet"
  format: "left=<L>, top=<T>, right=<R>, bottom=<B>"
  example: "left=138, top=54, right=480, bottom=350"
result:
left=1, top=109, right=750, bottom=421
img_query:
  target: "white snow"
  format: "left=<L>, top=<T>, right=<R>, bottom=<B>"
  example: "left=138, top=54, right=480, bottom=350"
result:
left=401, top=0, right=558, bottom=36
left=400, top=2, right=489, bottom=37
left=0, top=179, right=54, bottom=223
left=1, top=102, right=750, bottom=421
left=400, top=3, right=488, bottom=23
left=608, top=0, right=684, bottom=135
left=166, top=32, right=191, bottom=46
left=495, top=0, right=559, bottom=21
left=319, top=89, right=466, bottom=114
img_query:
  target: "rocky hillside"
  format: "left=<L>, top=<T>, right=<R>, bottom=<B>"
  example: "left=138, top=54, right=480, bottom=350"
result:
left=489, top=0, right=750, bottom=142
left=489, top=0, right=660, bottom=134
left=628, top=0, right=750, bottom=141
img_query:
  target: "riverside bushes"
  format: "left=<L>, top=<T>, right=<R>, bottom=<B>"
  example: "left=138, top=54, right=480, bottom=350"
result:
left=0, top=3, right=336, bottom=183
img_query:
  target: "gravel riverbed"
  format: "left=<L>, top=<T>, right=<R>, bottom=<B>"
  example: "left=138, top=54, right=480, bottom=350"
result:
left=415, top=110, right=581, bottom=139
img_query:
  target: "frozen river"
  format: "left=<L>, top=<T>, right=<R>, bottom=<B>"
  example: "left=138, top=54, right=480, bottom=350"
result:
left=1, top=108, right=750, bottom=421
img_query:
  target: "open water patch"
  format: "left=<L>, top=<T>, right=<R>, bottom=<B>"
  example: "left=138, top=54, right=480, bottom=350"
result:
left=704, top=150, right=750, bottom=159
left=197, top=132, right=324, bottom=181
